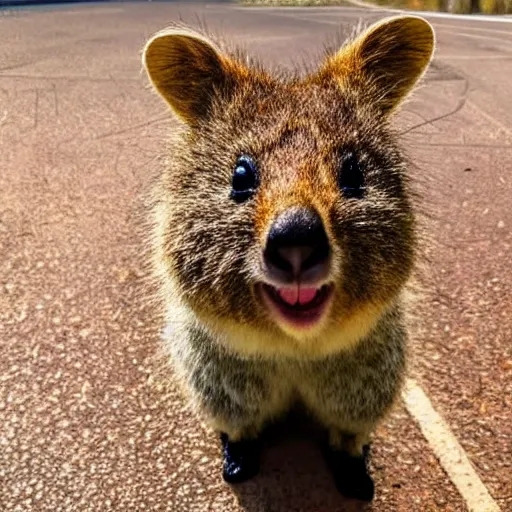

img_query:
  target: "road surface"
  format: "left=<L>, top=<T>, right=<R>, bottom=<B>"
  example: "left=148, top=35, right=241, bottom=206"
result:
left=1, top=2, right=511, bottom=511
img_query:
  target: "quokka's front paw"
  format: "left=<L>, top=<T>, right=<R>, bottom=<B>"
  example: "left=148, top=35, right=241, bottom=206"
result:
left=221, top=433, right=261, bottom=484
left=325, top=445, right=375, bottom=502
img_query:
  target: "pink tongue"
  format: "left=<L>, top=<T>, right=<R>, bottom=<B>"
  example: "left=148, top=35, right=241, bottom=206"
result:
left=298, top=287, right=318, bottom=305
left=278, top=286, right=318, bottom=306
left=278, top=287, right=298, bottom=305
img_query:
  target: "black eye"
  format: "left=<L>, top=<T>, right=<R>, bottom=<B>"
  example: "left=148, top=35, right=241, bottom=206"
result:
left=338, top=151, right=365, bottom=199
left=231, top=155, right=259, bottom=203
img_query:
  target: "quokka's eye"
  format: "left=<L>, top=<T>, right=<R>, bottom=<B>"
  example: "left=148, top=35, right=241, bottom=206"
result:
left=338, top=151, right=365, bottom=199
left=231, top=155, right=259, bottom=203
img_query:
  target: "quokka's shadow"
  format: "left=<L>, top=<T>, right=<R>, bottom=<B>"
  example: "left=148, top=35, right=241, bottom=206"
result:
left=228, top=409, right=373, bottom=512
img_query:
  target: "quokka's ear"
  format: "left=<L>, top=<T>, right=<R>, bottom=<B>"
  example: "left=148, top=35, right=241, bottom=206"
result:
left=315, top=16, right=435, bottom=114
left=143, top=28, right=246, bottom=125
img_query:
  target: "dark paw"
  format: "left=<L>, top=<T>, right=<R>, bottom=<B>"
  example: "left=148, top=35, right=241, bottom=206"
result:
left=221, top=433, right=261, bottom=484
left=325, top=445, right=375, bottom=502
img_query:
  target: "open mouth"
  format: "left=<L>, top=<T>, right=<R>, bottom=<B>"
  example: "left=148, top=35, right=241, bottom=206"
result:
left=259, top=283, right=334, bottom=329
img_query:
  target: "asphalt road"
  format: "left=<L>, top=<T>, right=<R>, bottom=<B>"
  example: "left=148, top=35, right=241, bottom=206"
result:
left=0, top=2, right=511, bottom=511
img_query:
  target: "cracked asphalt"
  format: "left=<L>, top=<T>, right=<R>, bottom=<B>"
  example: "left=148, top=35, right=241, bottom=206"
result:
left=0, top=2, right=511, bottom=511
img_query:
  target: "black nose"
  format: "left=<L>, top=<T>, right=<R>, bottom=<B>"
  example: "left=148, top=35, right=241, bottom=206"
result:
left=264, top=206, right=330, bottom=279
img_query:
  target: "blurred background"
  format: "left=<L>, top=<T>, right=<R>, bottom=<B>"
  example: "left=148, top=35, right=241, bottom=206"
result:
left=243, top=0, right=512, bottom=14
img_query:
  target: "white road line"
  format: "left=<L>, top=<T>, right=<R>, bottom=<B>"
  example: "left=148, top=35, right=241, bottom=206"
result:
left=441, top=55, right=512, bottom=59
left=402, top=379, right=501, bottom=512
left=406, top=10, right=512, bottom=23
left=455, top=31, right=512, bottom=43
left=238, top=2, right=512, bottom=24
left=433, top=22, right=512, bottom=36
left=344, top=0, right=512, bottom=22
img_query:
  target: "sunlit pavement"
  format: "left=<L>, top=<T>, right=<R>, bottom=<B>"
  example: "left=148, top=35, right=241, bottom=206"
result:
left=1, top=2, right=511, bottom=510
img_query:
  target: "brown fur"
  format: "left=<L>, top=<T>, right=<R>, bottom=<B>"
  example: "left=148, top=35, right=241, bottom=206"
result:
left=143, top=15, right=434, bottom=462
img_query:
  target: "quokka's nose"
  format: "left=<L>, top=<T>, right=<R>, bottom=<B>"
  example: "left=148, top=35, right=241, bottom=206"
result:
left=264, top=207, right=330, bottom=280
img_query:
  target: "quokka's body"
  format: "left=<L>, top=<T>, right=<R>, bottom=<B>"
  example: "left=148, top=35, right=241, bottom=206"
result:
left=143, top=15, right=434, bottom=501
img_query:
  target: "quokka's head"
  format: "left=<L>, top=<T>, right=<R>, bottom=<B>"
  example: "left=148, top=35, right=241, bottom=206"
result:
left=143, top=16, right=434, bottom=356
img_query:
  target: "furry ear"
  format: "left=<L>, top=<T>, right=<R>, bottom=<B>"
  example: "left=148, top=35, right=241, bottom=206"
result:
left=143, top=29, right=244, bottom=125
left=316, top=16, right=435, bottom=114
